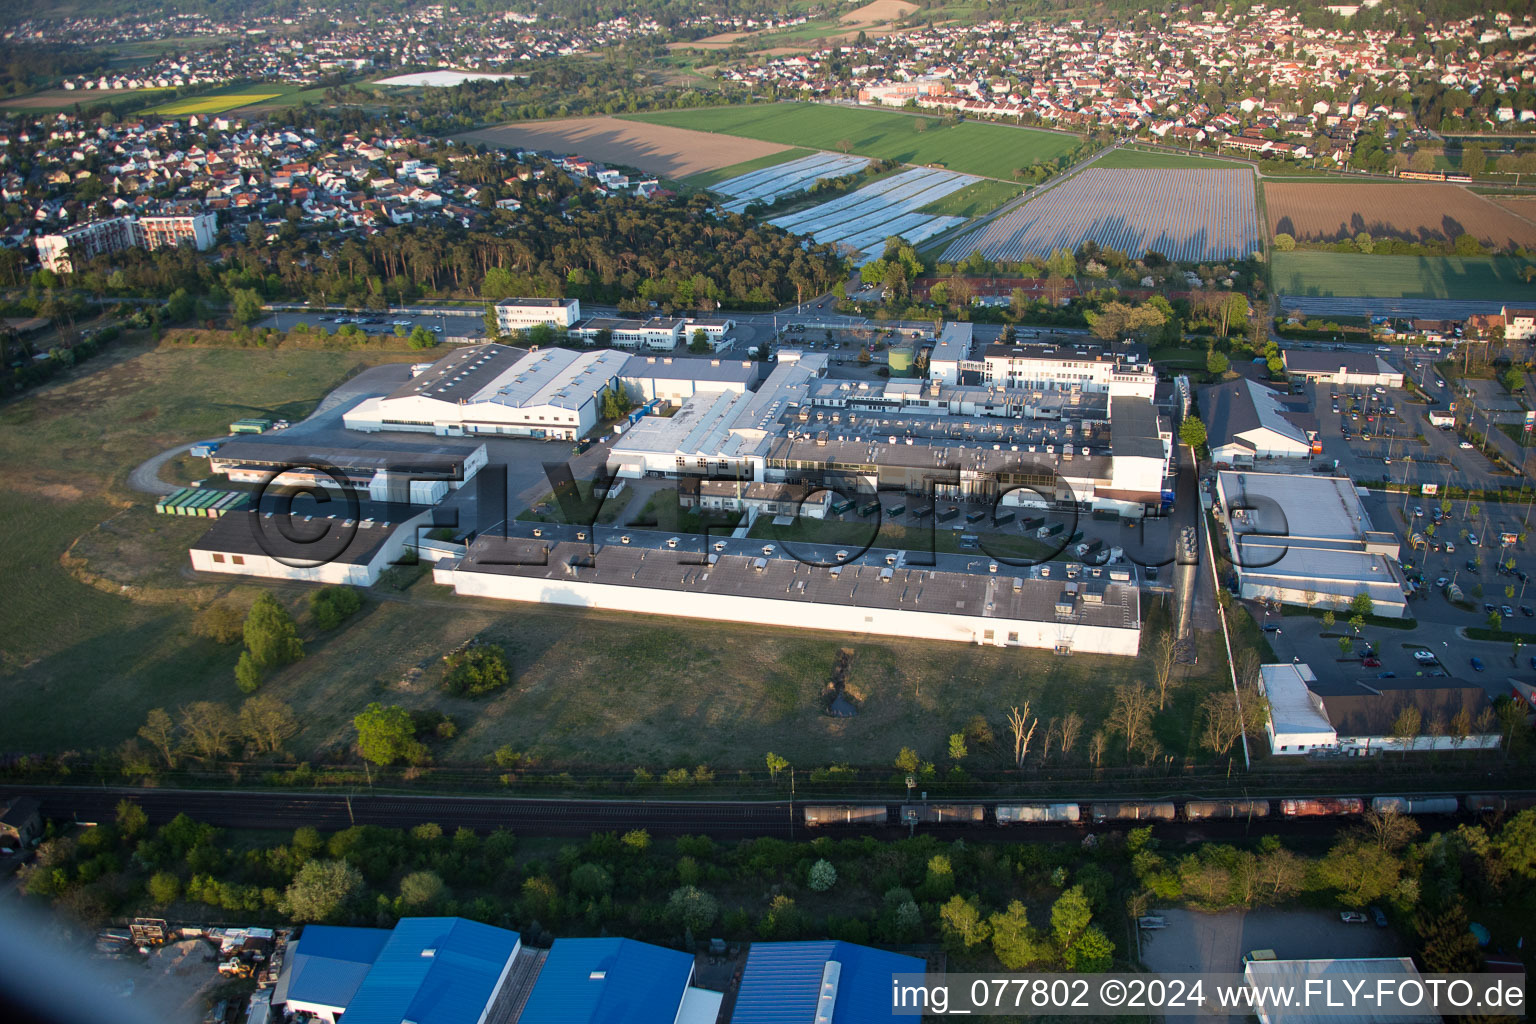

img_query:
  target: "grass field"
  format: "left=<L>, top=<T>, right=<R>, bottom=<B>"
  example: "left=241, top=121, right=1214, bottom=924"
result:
left=1271, top=251, right=1536, bottom=300
left=917, top=178, right=1024, bottom=218
left=627, top=103, right=1083, bottom=181
left=0, top=87, right=173, bottom=112
left=0, top=339, right=424, bottom=753
left=140, top=81, right=316, bottom=115
left=1094, top=149, right=1253, bottom=170
left=687, top=147, right=814, bottom=187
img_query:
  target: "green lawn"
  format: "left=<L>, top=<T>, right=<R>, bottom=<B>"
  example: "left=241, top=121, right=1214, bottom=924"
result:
left=687, top=147, right=815, bottom=187
left=140, top=81, right=314, bottom=115
left=1095, top=148, right=1254, bottom=170
left=1271, top=252, right=1536, bottom=300
left=918, top=178, right=1024, bottom=218
left=627, top=103, right=1083, bottom=181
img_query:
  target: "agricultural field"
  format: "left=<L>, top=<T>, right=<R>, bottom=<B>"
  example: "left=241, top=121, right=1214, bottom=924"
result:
left=1266, top=182, right=1536, bottom=248
left=712, top=152, right=872, bottom=213
left=458, top=115, right=790, bottom=179
left=770, top=166, right=978, bottom=262
left=627, top=102, right=1083, bottom=181
left=0, top=86, right=172, bottom=112
left=669, top=0, right=918, bottom=52
left=1271, top=251, right=1536, bottom=301
left=941, top=168, right=1259, bottom=264
left=917, top=179, right=1025, bottom=219
left=683, top=148, right=812, bottom=188
left=1093, top=148, right=1253, bottom=170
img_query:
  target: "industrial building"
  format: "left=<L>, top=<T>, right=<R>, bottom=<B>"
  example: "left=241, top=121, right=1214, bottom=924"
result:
left=493, top=297, right=582, bottom=333
left=518, top=938, right=720, bottom=1024
left=1260, top=661, right=1501, bottom=755
left=343, top=345, right=629, bottom=440
left=1280, top=350, right=1404, bottom=388
left=570, top=316, right=686, bottom=351
left=1214, top=471, right=1408, bottom=616
left=189, top=505, right=433, bottom=586
left=927, top=321, right=974, bottom=384
left=1242, top=956, right=1437, bottom=1024
left=432, top=532, right=1143, bottom=655
left=36, top=212, right=217, bottom=273
left=208, top=439, right=487, bottom=503
left=980, top=339, right=1158, bottom=398
left=272, top=918, right=525, bottom=1024
left=1199, top=377, right=1315, bottom=463
left=730, top=941, right=926, bottom=1024
left=619, top=354, right=762, bottom=403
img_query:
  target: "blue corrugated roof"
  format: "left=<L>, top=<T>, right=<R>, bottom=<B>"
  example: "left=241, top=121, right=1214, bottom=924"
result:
left=341, top=917, right=521, bottom=1024
left=281, top=925, right=391, bottom=1010
left=730, top=941, right=925, bottom=1024
left=518, top=938, right=694, bottom=1024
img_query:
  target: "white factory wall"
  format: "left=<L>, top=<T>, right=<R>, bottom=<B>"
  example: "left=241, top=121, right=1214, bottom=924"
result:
left=433, top=566, right=1141, bottom=655
left=190, top=512, right=431, bottom=586
left=1236, top=576, right=1408, bottom=618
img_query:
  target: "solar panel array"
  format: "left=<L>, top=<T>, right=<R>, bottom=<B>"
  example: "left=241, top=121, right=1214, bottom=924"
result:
left=941, top=168, right=1258, bottom=264
left=712, top=153, right=872, bottom=214
left=770, top=166, right=979, bottom=265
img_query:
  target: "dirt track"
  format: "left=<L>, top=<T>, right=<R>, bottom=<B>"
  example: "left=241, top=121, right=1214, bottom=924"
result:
left=1266, top=181, right=1536, bottom=248
left=458, top=116, right=789, bottom=178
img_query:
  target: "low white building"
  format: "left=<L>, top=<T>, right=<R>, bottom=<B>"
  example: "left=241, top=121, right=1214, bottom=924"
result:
left=619, top=354, right=760, bottom=404
left=343, top=344, right=626, bottom=440
left=573, top=317, right=686, bottom=351
left=1281, top=350, right=1403, bottom=387
left=433, top=536, right=1143, bottom=656
left=493, top=297, right=581, bottom=334
left=1215, top=471, right=1409, bottom=616
left=1200, top=378, right=1314, bottom=463
left=1503, top=306, right=1536, bottom=342
left=981, top=338, right=1158, bottom=398
left=190, top=508, right=432, bottom=586
left=928, top=321, right=974, bottom=385
left=1260, top=662, right=1339, bottom=754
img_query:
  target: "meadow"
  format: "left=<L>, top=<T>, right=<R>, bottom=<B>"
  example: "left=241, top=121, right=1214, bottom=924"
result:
left=627, top=103, right=1083, bottom=181
left=139, top=81, right=317, bottom=116
left=1270, top=251, right=1536, bottom=300
left=917, top=178, right=1024, bottom=218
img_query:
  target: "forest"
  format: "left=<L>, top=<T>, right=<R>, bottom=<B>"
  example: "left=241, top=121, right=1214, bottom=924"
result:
left=19, top=800, right=1536, bottom=980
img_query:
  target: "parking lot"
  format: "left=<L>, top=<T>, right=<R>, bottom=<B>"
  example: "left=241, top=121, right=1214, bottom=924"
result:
left=259, top=307, right=486, bottom=340
left=1141, top=908, right=1406, bottom=976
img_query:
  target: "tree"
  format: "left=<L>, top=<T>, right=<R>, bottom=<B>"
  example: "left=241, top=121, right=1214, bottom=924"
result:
left=1151, top=629, right=1179, bottom=709
left=1206, top=349, right=1230, bottom=375
left=235, top=651, right=263, bottom=694
left=231, top=288, right=264, bottom=326
left=180, top=701, right=238, bottom=763
left=399, top=870, right=448, bottom=910
left=1254, top=847, right=1306, bottom=903
left=939, top=894, right=991, bottom=951
left=1108, top=684, right=1154, bottom=759
left=116, top=799, right=149, bottom=838
left=765, top=752, right=788, bottom=780
left=139, top=708, right=179, bottom=768
left=1350, top=592, right=1374, bottom=618
left=667, top=885, right=719, bottom=932
left=310, top=586, right=362, bottom=630
left=244, top=593, right=303, bottom=670
left=570, top=863, right=613, bottom=898
left=808, top=859, right=837, bottom=892
left=354, top=702, right=428, bottom=766
left=239, top=694, right=299, bottom=754
left=284, top=859, right=364, bottom=922
left=836, top=138, right=854, bottom=154
left=989, top=901, right=1048, bottom=968
left=1272, top=232, right=1296, bottom=251
left=147, top=871, right=180, bottom=907
left=1050, top=886, right=1093, bottom=948
left=408, top=325, right=438, bottom=350
left=689, top=328, right=709, bottom=353
left=1461, top=144, right=1486, bottom=177
left=1064, top=926, right=1115, bottom=972
left=1200, top=690, right=1245, bottom=756
left=1317, top=839, right=1402, bottom=907
left=1006, top=703, right=1039, bottom=767
left=1057, top=712, right=1083, bottom=757
left=1180, top=416, right=1207, bottom=449
left=1359, top=808, right=1420, bottom=852
left=947, top=733, right=968, bottom=762
left=196, top=603, right=243, bottom=644
left=443, top=644, right=512, bottom=697
left=894, top=747, right=920, bottom=773
left=1417, top=899, right=1482, bottom=972
left=1390, top=704, right=1422, bottom=758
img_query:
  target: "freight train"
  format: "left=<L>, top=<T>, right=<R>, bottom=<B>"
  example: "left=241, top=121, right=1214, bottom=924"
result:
left=800, top=794, right=1533, bottom=828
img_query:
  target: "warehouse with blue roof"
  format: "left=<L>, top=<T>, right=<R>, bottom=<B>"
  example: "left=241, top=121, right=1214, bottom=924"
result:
left=518, top=937, right=722, bottom=1024
left=730, top=941, right=926, bottom=1024
left=272, top=925, right=392, bottom=1022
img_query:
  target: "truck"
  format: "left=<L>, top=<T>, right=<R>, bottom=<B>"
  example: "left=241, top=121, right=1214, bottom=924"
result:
left=992, top=510, right=1016, bottom=526
left=1037, top=522, right=1064, bottom=539
left=937, top=506, right=960, bottom=523
left=189, top=442, right=221, bottom=459
left=830, top=499, right=854, bottom=515
left=1428, top=410, right=1454, bottom=428
left=229, top=418, right=272, bottom=434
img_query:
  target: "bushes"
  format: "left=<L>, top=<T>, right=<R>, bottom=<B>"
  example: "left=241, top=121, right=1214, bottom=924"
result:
left=443, top=644, right=512, bottom=697
left=310, top=586, right=362, bottom=630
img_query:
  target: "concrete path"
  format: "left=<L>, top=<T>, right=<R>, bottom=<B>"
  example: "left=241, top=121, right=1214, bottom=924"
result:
left=126, top=441, right=204, bottom=496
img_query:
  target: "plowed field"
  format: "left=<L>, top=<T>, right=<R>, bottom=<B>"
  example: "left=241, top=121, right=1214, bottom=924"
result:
left=1266, top=182, right=1536, bottom=248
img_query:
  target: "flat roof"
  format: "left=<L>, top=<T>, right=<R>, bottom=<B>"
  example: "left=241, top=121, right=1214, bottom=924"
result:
left=1108, top=395, right=1166, bottom=460
left=495, top=297, right=576, bottom=308
left=210, top=438, right=482, bottom=476
left=341, top=918, right=521, bottom=1024
left=620, top=354, right=760, bottom=384
left=1243, top=957, right=1435, bottom=1024
left=731, top=941, right=926, bottom=1024
left=386, top=343, right=525, bottom=401
left=519, top=938, right=693, bottom=1024
left=453, top=538, right=1141, bottom=631
left=1260, top=663, right=1335, bottom=739
left=1282, top=349, right=1398, bottom=377
left=1217, top=471, right=1371, bottom=541
left=190, top=506, right=425, bottom=566
left=274, top=926, right=390, bottom=1011
left=930, top=321, right=974, bottom=363
left=475, top=347, right=629, bottom=410
left=766, top=434, right=1114, bottom=480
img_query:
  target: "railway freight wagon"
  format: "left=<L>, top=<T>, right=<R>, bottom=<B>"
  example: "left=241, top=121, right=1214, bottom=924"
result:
left=1464, top=795, right=1536, bottom=814
left=902, top=804, right=986, bottom=824
left=1370, top=796, right=1458, bottom=816
left=1183, top=799, right=1271, bottom=821
left=803, top=805, right=888, bottom=827
left=1279, top=797, right=1365, bottom=817
left=1091, top=801, right=1177, bottom=823
left=996, top=803, right=1081, bottom=825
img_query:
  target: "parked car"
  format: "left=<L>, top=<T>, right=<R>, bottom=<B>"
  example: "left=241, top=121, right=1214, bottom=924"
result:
left=1414, top=506, right=1424, bottom=517
left=1413, top=649, right=1438, bottom=664
left=1467, top=533, right=1479, bottom=546
left=1340, top=911, right=1368, bottom=924
left=1523, top=607, right=1534, bottom=618
left=1362, top=656, right=1381, bottom=667
left=1371, top=906, right=1388, bottom=927
left=1460, top=442, right=1475, bottom=449
left=1471, top=657, right=1485, bottom=672
left=1503, top=605, right=1515, bottom=618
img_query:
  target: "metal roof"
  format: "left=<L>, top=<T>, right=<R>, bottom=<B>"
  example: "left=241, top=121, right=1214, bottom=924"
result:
left=340, top=917, right=520, bottom=1024
left=518, top=938, right=693, bottom=1024
left=730, top=941, right=925, bottom=1024
left=274, top=926, right=390, bottom=1011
